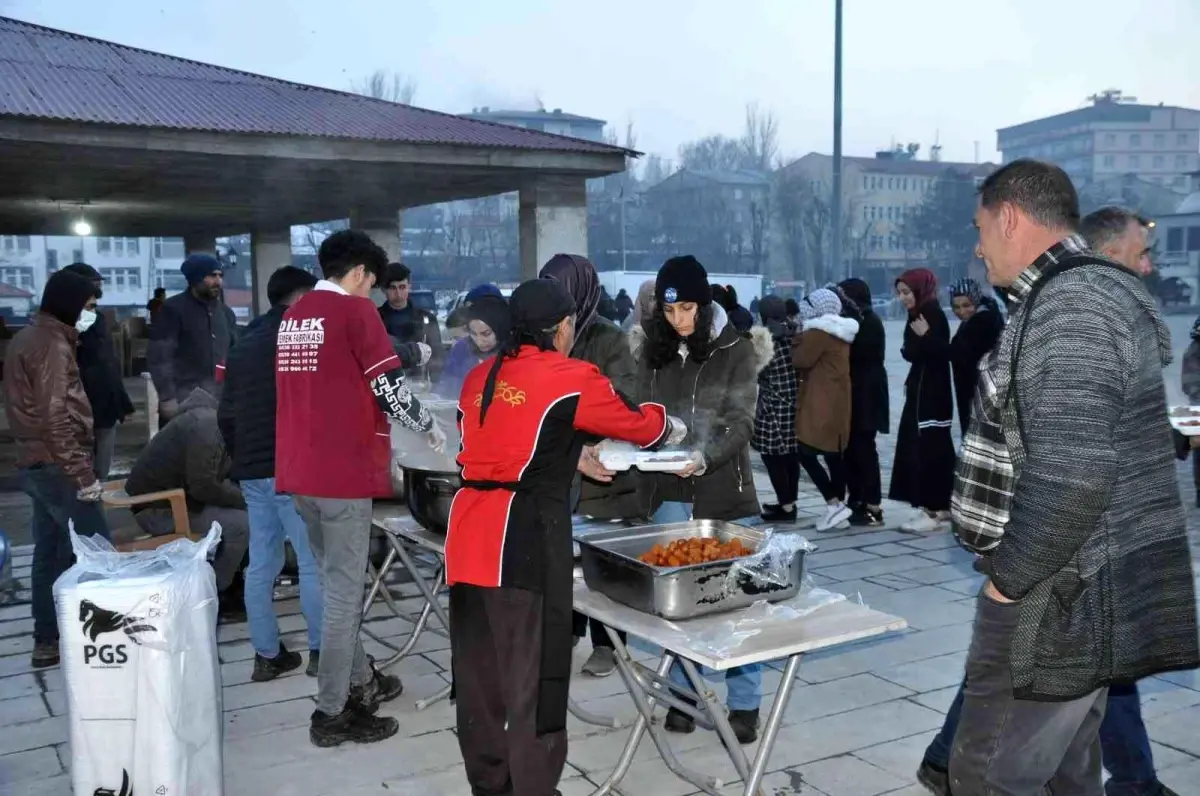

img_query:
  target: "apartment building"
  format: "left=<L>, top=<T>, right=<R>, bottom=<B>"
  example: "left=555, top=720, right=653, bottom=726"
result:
left=997, top=90, right=1200, bottom=194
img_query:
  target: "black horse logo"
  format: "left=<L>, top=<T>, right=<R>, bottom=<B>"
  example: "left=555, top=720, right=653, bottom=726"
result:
left=79, top=599, right=155, bottom=645
left=94, top=768, right=133, bottom=796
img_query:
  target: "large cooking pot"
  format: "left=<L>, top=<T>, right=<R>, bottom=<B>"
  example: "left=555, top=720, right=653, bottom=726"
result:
left=403, top=466, right=462, bottom=535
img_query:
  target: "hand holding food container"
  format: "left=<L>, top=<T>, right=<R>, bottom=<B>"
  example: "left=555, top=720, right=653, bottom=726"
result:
left=1169, top=406, right=1200, bottom=436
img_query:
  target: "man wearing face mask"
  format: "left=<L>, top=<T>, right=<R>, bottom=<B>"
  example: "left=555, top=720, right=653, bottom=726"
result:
left=4, top=270, right=112, bottom=668
left=62, top=263, right=135, bottom=480
left=149, top=253, right=238, bottom=423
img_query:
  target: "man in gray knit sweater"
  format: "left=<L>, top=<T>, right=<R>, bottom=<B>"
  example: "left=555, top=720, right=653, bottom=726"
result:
left=947, top=159, right=1199, bottom=795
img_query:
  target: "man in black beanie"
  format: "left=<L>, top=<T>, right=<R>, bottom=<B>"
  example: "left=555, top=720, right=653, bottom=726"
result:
left=149, top=253, right=238, bottom=422
left=5, top=270, right=111, bottom=668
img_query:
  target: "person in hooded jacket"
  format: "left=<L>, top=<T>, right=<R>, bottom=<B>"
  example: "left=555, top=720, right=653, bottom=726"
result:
left=712, top=284, right=754, bottom=334
left=62, top=263, right=136, bottom=481
left=751, top=296, right=802, bottom=522
left=948, top=278, right=1005, bottom=437
left=836, top=279, right=889, bottom=527
left=624, top=279, right=657, bottom=338
left=5, top=270, right=111, bottom=668
left=436, top=285, right=510, bottom=400
left=539, top=253, right=639, bottom=678
left=791, top=289, right=860, bottom=531
left=633, top=254, right=765, bottom=744
left=889, top=268, right=956, bottom=532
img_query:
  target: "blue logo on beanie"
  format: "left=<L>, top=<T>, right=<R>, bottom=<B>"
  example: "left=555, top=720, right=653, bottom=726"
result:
left=664, top=287, right=678, bottom=303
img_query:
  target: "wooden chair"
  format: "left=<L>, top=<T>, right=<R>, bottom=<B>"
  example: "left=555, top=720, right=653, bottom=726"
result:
left=101, top=479, right=196, bottom=552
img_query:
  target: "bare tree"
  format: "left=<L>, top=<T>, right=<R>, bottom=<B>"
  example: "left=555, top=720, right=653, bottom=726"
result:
left=678, top=135, right=745, bottom=173
left=352, top=69, right=418, bottom=105
left=741, top=103, right=779, bottom=173
left=774, top=170, right=858, bottom=288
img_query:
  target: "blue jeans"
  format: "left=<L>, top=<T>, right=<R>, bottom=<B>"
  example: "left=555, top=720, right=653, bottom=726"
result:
left=925, top=679, right=1160, bottom=795
left=655, top=501, right=763, bottom=711
left=21, top=465, right=110, bottom=643
left=241, top=479, right=323, bottom=657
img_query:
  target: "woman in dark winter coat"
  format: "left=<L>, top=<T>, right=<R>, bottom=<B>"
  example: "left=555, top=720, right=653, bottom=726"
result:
left=889, top=268, right=956, bottom=533
left=836, top=279, right=889, bottom=527
left=540, top=253, right=639, bottom=678
left=751, top=296, right=802, bottom=522
left=947, top=278, right=1004, bottom=436
left=634, top=255, right=763, bottom=744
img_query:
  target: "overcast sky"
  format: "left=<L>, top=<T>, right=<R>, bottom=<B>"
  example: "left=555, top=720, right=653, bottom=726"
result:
left=5, top=0, right=1199, bottom=166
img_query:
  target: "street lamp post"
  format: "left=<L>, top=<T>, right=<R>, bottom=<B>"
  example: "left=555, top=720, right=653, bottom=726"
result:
left=830, top=0, right=845, bottom=281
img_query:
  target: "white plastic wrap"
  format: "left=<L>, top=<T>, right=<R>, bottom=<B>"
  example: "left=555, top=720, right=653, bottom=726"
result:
left=673, top=588, right=851, bottom=657
left=725, top=528, right=816, bottom=591
left=55, top=521, right=225, bottom=796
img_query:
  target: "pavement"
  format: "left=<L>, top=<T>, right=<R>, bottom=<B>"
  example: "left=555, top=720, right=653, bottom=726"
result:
left=2, top=317, right=1200, bottom=796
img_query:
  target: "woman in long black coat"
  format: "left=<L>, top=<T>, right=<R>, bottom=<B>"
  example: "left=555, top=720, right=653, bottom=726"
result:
left=836, top=279, right=889, bottom=527
left=947, top=278, right=1004, bottom=436
left=889, top=268, right=956, bottom=533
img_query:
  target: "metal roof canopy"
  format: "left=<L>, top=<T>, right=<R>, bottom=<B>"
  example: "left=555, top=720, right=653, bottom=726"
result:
left=0, top=17, right=628, bottom=237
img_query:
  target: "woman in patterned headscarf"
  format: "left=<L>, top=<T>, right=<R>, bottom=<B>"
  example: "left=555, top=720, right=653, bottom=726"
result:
left=889, top=268, right=955, bottom=533
left=947, top=277, right=1004, bottom=436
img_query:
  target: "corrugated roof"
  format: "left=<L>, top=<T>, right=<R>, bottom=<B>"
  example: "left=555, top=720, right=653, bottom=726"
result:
left=0, top=16, right=625, bottom=155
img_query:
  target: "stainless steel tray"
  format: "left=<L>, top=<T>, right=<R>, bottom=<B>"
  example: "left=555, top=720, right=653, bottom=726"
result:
left=575, top=520, right=806, bottom=620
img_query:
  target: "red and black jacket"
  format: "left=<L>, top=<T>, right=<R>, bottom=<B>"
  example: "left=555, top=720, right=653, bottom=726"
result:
left=445, top=345, right=669, bottom=592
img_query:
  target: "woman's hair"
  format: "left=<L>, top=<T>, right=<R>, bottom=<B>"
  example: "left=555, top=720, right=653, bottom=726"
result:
left=784, top=298, right=800, bottom=317
left=643, top=303, right=715, bottom=370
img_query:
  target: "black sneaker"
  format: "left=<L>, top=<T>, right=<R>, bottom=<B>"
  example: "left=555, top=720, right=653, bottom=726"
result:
left=760, top=504, right=797, bottom=523
left=251, top=643, right=303, bottom=682
left=348, top=664, right=404, bottom=715
left=306, top=650, right=320, bottom=677
left=309, top=706, right=399, bottom=748
left=849, top=506, right=884, bottom=527
left=31, top=639, right=59, bottom=669
left=728, top=708, right=759, bottom=744
left=915, top=759, right=950, bottom=796
left=663, top=707, right=695, bottom=734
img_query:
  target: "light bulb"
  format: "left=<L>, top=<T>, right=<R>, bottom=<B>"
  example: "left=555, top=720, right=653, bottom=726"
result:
left=72, top=219, right=92, bottom=236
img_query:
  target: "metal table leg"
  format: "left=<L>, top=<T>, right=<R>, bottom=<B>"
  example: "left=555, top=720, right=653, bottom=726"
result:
left=742, top=655, right=802, bottom=796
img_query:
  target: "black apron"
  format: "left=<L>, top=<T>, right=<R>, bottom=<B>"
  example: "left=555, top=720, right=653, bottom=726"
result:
left=460, top=475, right=578, bottom=736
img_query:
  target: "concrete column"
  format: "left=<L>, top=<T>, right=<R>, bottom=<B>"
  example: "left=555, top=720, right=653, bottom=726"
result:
left=350, top=208, right=402, bottom=262
left=182, top=234, right=216, bottom=255
left=250, top=227, right=293, bottom=315
left=518, top=178, right=588, bottom=281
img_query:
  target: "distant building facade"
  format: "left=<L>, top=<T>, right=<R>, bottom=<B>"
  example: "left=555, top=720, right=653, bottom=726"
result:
left=461, top=108, right=606, bottom=143
left=997, top=90, right=1200, bottom=194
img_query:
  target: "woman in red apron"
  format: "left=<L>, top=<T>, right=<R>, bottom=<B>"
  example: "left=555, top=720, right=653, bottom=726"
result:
left=445, top=279, right=685, bottom=796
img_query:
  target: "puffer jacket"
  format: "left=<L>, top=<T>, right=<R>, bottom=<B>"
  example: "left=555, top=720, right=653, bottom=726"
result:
left=148, top=290, right=238, bottom=404
left=3, top=313, right=96, bottom=488
left=218, top=307, right=284, bottom=482
left=632, top=306, right=761, bottom=521
left=573, top=317, right=641, bottom=519
left=126, top=388, right=244, bottom=513
left=792, top=314, right=859, bottom=453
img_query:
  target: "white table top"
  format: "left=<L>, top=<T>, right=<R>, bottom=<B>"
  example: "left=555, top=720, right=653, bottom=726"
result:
left=372, top=502, right=446, bottom=555
left=573, top=584, right=907, bottom=671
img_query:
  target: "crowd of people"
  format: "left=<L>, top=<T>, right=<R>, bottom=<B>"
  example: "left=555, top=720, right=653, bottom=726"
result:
left=3, top=156, right=1197, bottom=796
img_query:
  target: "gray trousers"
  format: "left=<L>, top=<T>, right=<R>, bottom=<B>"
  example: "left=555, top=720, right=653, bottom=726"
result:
left=136, top=505, right=250, bottom=592
left=293, top=496, right=374, bottom=716
left=949, top=589, right=1108, bottom=796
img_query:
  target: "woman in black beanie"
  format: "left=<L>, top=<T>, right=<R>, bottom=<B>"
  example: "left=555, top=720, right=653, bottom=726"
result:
left=632, top=254, right=765, bottom=744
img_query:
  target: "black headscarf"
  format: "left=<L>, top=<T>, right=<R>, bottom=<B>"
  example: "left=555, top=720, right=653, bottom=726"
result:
left=479, top=279, right=576, bottom=424
left=837, top=278, right=872, bottom=311
left=465, top=294, right=512, bottom=353
left=539, top=254, right=600, bottom=339
left=40, top=270, right=98, bottom=327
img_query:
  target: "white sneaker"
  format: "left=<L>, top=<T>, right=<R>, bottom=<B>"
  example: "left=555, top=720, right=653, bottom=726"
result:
left=901, top=513, right=945, bottom=533
left=816, top=502, right=853, bottom=532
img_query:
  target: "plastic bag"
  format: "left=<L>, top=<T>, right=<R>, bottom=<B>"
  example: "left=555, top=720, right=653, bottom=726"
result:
left=673, top=588, right=850, bottom=657
left=725, top=527, right=816, bottom=591
left=54, top=521, right=225, bottom=796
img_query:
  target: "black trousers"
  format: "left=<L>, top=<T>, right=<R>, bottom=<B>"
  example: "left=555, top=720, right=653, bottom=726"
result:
left=571, top=611, right=626, bottom=649
left=450, top=585, right=568, bottom=796
left=760, top=453, right=800, bottom=506
left=796, top=449, right=846, bottom=503
left=843, top=429, right=882, bottom=506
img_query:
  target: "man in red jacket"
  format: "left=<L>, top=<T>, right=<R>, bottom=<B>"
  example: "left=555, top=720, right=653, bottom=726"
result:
left=276, top=229, right=443, bottom=748
left=445, top=279, right=685, bottom=796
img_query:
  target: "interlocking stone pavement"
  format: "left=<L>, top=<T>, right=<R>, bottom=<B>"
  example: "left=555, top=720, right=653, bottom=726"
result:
left=1, top=317, right=1199, bottom=796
